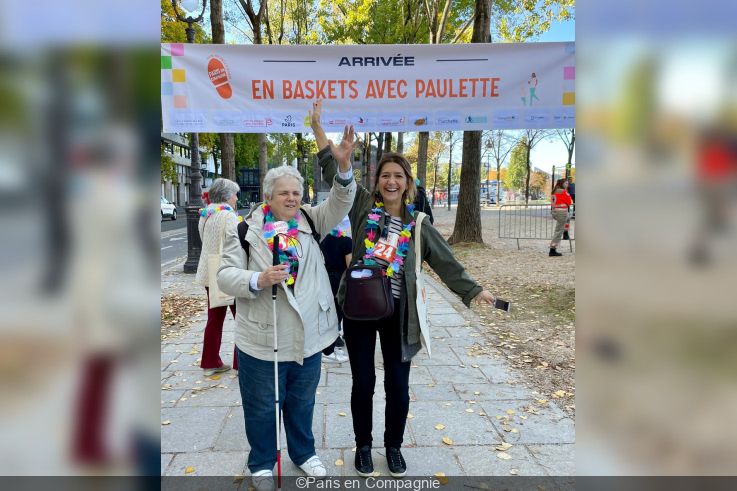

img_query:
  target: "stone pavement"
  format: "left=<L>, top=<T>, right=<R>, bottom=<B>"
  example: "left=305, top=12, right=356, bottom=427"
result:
left=161, top=262, right=574, bottom=478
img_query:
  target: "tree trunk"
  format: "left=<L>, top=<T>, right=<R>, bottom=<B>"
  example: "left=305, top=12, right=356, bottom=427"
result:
left=220, top=135, right=235, bottom=179
left=565, top=128, right=574, bottom=178
left=448, top=0, right=489, bottom=244
left=417, top=131, right=428, bottom=186
left=376, top=132, right=384, bottom=164
left=446, top=141, right=453, bottom=211
left=384, top=132, right=393, bottom=153
left=396, top=132, right=404, bottom=154
left=448, top=130, right=482, bottom=244
left=431, top=159, right=438, bottom=206
left=258, top=133, right=268, bottom=197
left=296, top=133, right=310, bottom=202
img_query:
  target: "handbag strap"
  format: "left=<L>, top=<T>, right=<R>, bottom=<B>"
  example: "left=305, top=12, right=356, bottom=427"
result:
left=414, top=212, right=426, bottom=275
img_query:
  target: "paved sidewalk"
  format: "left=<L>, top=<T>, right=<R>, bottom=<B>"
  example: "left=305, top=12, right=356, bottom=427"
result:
left=161, top=263, right=574, bottom=478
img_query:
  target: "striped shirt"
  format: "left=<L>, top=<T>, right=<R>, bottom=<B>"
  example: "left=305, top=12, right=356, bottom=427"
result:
left=373, top=216, right=405, bottom=298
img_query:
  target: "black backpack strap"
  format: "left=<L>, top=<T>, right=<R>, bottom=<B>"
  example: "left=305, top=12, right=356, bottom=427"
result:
left=237, top=220, right=250, bottom=259
left=300, top=207, right=321, bottom=243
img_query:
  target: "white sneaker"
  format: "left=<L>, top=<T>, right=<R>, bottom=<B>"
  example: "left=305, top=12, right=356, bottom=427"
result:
left=322, top=347, right=348, bottom=364
left=251, top=469, right=274, bottom=491
left=299, top=455, right=327, bottom=477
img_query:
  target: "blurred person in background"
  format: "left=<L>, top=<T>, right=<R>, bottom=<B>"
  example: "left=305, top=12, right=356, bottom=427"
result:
left=413, top=179, right=434, bottom=224
left=320, top=215, right=352, bottom=364
left=689, top=127, right=737, bottom=265
left=195, top=178, right=241, bottom=376
left=217, top=127, right=357, bottom=483
left=567, top=175, right=576, bottom=220
left=549, top=178, right=572, bottom=256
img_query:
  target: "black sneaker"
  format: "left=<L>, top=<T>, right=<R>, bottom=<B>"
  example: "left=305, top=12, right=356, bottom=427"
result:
left=386, top=447, right=406, bottom=478
left=355, top=445, right=373, bottom=477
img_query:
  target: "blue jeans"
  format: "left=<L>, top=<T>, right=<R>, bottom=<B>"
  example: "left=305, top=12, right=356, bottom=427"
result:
left=237, top=348, right=321, bottom=473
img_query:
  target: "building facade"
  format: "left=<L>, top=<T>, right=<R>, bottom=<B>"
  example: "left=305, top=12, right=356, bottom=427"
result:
left=161, top=132, right=217, bottom=206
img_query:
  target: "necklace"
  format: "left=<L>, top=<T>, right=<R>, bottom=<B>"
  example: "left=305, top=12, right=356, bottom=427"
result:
left=262, top=203, right=300, bottom=287
left=363, top=198, right=415, bottom=277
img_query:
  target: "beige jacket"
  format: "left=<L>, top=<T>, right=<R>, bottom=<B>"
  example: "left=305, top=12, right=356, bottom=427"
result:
left=194, top=204, right=240, bottom=288
left=216, top=176, right=356, bottom=364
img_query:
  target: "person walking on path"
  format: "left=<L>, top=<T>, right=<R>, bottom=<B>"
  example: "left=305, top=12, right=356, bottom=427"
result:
left=549, top=178, right=572, bottom=257
left=311, top=100, right=496, bottom=479
left=320, top=216, right=352, bottom=364
left=217, top=127, right=358, bottom=484
left=194, top=178, right=241, bottom=376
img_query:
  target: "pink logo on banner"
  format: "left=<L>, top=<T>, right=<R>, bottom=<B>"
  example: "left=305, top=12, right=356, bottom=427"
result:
left=563, top=66, right=575, bottom=80
left=171, top=44, right=184, bottom=56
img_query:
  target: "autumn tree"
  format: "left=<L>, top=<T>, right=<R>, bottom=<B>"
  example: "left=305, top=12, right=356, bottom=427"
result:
left=520, top=129, right=552, bottom=204
left=504, top=139, right=527, bottom=195
left=483, top=129, right=515, bottom=204
left=556, top=128, right=575, bottom=178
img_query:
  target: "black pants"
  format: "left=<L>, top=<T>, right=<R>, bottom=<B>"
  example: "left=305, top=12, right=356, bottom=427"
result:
left=343, top=299, right=411, bottom=448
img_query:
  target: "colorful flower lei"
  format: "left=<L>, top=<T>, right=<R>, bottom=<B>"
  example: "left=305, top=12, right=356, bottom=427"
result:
left=262, top=203, right=300, bottom=287
left=199, top=204, right=236, bottom=219
left=363, top=198, right=415, bottom=277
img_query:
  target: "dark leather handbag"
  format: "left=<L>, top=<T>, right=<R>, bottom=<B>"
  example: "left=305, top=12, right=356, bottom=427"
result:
left=342, top=263, right=394, bottom=321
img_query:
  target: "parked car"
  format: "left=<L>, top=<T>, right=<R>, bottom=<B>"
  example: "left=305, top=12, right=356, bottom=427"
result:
left=161, top=197, right=176, bottom=221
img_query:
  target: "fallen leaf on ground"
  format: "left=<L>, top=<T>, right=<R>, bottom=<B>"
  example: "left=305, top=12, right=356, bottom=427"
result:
left=510, top=469, right=519, bottom=475
left=184, top=466, right=195, bottom=474
left=209, top=375, right=221, bottom=381
left=474, top=391, right=481, bottom=395
left=434, top=472, right=449, bottom=484
left=552, top=390, right=566, bottom=398
left=162, top=420, right=171, bottom=426
left=442, top=436, right=454, bottom=445
left=407, top=413, right=414, bottom=419
left=338, top=412, right=347, bottom=417
left=435, top=424, right=446, bottom=430
left=495, top=442, right=513, bottom=451
left=335, top=459, right=344, bottom=466
left=496, top=452, right=512, bottom=460
left=465, top=408, right=474, bottom=413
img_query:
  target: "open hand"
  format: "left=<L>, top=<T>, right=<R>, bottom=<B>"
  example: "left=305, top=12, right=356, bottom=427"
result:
left=329, top=125, right=361, bottom=172
left=308, top=99, right=322, bottom=128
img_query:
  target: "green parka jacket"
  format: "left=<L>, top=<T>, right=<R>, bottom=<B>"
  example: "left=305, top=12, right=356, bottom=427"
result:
left=319, top=147, right=482, bottom=361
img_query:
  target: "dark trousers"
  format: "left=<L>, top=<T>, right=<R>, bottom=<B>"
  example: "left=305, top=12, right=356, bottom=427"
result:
left=202, top=287, right=238, bottom=370
left=343, top=299, right=411, bottom=448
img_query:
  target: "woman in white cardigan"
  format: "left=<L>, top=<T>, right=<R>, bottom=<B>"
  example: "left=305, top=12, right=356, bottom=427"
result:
left=194, top=178, right=241, bottom=376
left=217, top=126, right=358, bottom=482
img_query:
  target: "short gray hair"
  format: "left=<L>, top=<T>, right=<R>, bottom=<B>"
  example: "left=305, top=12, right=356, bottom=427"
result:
left=208, top=178, right=240, bottom=204
left=263, top=166, right=304, bottom=199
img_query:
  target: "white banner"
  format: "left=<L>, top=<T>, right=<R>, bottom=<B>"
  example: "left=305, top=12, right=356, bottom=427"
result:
left=161, top=42, right=575, bottom=133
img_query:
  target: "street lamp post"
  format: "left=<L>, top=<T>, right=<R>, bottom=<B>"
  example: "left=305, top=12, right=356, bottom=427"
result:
left=171, top=0, right=208, bottom=273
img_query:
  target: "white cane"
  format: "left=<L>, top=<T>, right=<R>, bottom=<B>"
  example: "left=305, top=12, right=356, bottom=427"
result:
left=271, top=233, right=283, bottom=490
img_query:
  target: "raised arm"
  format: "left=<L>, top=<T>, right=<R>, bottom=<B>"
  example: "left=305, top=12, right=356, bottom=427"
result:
left=309, top=99, right=329, bottom=151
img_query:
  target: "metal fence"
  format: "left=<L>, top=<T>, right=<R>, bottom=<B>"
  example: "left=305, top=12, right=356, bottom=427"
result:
left=498, top=204, right=574, bottom=251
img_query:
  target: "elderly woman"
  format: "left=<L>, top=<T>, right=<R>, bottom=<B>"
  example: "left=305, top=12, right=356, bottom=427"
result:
left=194, top=178, right=241, bottom=376
left=217, top=127, right=357, bottom=482
left=311, top=100, right=496, bottom=478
